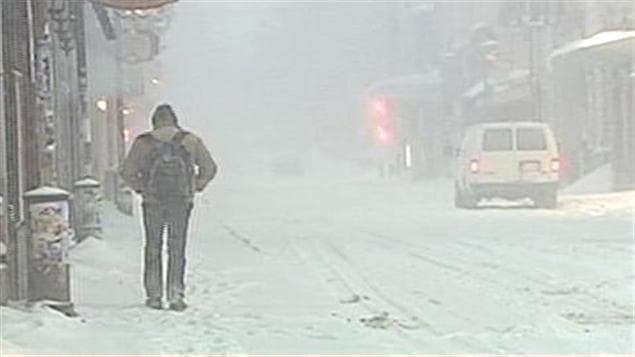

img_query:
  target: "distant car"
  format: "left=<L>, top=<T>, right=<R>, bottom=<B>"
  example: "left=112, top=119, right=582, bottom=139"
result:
left=454, top=121, right=560, bottom=209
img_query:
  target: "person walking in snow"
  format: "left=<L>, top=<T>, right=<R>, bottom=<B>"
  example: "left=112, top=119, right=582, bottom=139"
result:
left=120, top=104, right=217, bottom=311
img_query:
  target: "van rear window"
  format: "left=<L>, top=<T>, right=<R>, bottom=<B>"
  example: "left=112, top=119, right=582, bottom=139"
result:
left=483, top=129, right=513, bottom=151
left=517, top=128, right=547, bottom=151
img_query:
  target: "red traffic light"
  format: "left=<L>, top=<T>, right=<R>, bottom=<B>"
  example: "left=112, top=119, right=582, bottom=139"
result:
left=370, top=97, right=390, bottom=117
left=369, top=97, right=394, bottom=144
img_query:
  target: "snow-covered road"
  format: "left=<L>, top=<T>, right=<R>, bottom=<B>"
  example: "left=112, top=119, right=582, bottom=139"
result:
left=2, top=176, right=634, bottom=354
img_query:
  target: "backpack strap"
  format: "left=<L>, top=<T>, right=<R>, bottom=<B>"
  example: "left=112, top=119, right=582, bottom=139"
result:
left=171, top=130, right=189, bottom=145
left=137, top=132, right=153, bottom=140
left=137, top=132, right=163, bottom=146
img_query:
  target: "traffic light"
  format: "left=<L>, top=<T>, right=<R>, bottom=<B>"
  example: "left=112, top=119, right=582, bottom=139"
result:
left=369, top=97, right=394, bottom=144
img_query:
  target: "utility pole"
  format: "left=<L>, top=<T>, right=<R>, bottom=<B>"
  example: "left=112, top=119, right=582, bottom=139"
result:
left=0, top=1, right=7, bottom=250
left=525, top=1, right=545, bottom=122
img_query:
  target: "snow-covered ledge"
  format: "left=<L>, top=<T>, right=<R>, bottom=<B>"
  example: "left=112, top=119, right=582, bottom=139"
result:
left=24, top=186, right=70, bottom=199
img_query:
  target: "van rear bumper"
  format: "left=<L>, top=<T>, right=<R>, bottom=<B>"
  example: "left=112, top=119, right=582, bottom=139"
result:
left=469, top=181, right=558, bottom=199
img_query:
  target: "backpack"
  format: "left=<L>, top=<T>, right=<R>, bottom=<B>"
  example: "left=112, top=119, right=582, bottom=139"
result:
left=141, top=131, right=194, bottom=201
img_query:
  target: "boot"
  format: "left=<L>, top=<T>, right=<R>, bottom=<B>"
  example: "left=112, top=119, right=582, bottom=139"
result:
left=145, top=297, right=163, bottom=310
left=168, top=299, right=187, bottom=312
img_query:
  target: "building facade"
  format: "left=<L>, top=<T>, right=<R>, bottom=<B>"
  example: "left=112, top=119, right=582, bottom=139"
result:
left=1, top=0, right=174, bottom=304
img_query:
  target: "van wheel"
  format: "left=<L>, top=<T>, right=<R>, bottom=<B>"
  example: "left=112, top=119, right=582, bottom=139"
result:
left=455, top=184, right=477, bottom=209
left=454, top=184, right=465, bottom=208
left=536, top=192, right=557, bottom=209
left=463, top=192, right=478, bottom=209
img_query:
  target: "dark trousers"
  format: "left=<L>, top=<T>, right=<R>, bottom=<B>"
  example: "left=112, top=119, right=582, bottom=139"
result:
left=142, top=201, right=193, bottom=302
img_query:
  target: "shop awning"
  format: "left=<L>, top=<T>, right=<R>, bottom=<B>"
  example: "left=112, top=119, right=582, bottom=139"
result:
left=92, top=0, right=177, bottom=10
left=549, top=30, right=635, bottom=65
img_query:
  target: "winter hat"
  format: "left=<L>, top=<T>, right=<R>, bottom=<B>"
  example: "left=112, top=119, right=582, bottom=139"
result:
left=151, top=104, right=178, bottom=128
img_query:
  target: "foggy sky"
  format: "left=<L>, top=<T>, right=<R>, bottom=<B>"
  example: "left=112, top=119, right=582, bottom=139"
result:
left=158, top=2, right=402, bottom=173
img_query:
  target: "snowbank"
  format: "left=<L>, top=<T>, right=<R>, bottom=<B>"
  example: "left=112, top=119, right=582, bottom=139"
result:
left=562, top=164, right=613, bottom=195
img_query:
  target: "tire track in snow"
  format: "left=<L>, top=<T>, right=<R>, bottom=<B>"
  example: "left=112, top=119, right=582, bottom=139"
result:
left=321, top=232, right=511, bottom=352
left=359, top=229, right=633, bottom=327
left=428, top=236, right=633, bottom=315
left=221, top=224, right=262, bottom=253
left=444, top=239, right=634, bottom=319
left=289, top=234, right=429, bottom=351
left=291, top=232, right=503, bottom=353
left=336, top=230, right=581, bottom=351
left=443, top=240, right=635, bottom=328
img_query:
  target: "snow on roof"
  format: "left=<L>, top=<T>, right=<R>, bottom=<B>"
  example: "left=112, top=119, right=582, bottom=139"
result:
left=74, top=178, right=100, bottom=187
left=549, top=30, right=635, bottom=62
left=462, top=69, right=530, bottom=99
left=24, top=186, right=70, bottom=198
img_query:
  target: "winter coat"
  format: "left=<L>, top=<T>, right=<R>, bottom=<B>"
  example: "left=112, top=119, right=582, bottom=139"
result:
left=119, top=125, right=217, bottom=204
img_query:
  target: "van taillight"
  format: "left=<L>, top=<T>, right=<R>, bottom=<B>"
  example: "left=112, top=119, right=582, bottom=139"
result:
left=551, top=158, right=560, bottom=172
left=470, top=159, right=479, bottom=174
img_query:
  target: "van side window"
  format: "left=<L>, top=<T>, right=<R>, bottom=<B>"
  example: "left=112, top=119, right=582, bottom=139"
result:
left=517, top=128, right=547, bottom=151
left=483, top=129, right=513, bottom=151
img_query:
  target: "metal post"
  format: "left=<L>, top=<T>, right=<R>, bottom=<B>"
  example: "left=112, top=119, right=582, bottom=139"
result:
left=529, top=24, right=535, bottom=120
left=112, top=19, right=133, bottom=216
left=70, top=1, right=104, bottom=234
left=526, top=2, right=544, bottom=122
left=0, top=240, right=8, bottom=305
left=73, top=178, right=102, bottom=241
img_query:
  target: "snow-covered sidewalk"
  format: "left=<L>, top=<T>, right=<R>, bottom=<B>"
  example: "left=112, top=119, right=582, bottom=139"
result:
left=1, top=176, right=633, bottom=354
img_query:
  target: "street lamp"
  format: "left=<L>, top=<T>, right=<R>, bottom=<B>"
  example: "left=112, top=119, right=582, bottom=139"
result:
left=121, top=108, right=132, bottom=116
left=96, top=99, right=108, bottom=112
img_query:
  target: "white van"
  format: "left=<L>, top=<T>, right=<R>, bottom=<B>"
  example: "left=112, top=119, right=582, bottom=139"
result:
left=454, top=121, right=560, bottom=209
